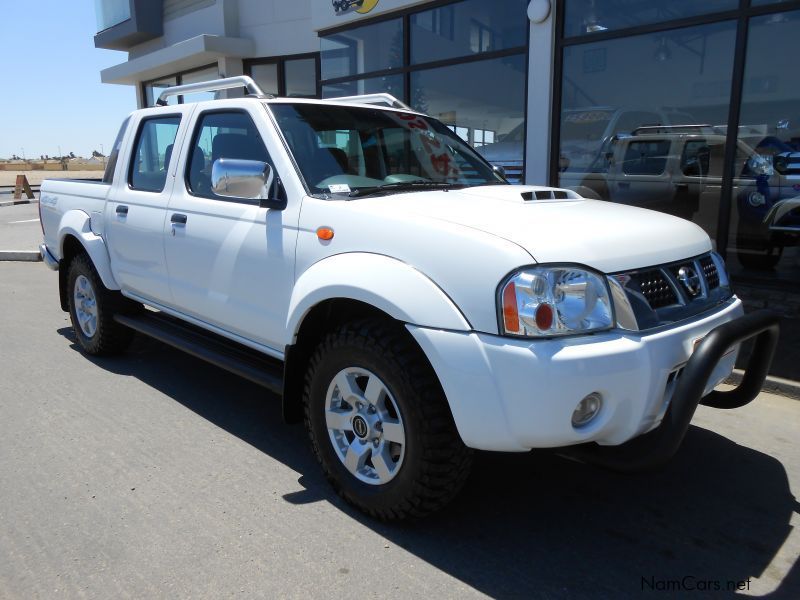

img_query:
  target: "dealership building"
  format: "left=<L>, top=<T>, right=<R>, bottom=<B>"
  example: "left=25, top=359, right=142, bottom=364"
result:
left=94, top=0, right=798, bottom=309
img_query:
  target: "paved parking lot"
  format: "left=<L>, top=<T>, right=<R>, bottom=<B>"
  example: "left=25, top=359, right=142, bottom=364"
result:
left=1, top=262, right=798, bottom=599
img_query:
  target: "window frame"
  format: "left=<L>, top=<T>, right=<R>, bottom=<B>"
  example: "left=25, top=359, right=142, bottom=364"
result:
left=244, top=52, right=321, bottom=99
left=140, top=63, right=218, bottom=108
left=127, top=114, right=182, bottom=193
left=183, top=107, right=276, bottom=205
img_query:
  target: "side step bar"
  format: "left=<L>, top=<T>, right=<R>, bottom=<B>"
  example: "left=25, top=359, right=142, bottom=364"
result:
left=114, top=312, right=284, bottom=395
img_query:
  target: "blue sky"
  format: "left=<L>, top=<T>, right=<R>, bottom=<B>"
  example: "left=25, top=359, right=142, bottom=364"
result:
left=0, top=1, right=136, bottom=159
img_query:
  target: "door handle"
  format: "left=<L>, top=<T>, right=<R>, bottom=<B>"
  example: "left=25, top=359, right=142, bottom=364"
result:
left=618, top=182, right=630, bottom=190
left=116, top=205, right=128, bottom=216
left=170, top=213, right=187, bottom=225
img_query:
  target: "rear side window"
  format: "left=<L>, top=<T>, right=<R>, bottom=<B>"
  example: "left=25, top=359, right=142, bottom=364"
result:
left=102, top=116, right=130, bottom=183
left=129, top=116, right=181, bottom=192
left=186, top=111, right=273, bottom=200
left=622, top=140, right=670, bottom=175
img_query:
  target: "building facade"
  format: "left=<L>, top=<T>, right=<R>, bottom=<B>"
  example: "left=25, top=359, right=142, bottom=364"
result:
left=95, top=0, right=799, bottom=301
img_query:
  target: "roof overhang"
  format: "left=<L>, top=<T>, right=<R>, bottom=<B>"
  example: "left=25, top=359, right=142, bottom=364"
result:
left=100, top=34, right=255, bottom=85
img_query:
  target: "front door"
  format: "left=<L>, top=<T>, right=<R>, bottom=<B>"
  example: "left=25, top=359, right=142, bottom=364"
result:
left=163, top=106, right=298, bottom=352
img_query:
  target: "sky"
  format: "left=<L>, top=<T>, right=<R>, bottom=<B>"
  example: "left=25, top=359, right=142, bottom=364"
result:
left=0, top=1, right=136, bottom=159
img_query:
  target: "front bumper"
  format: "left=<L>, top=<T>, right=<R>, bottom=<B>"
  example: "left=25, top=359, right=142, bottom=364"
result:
left=408, top=297, right=774, bottom=453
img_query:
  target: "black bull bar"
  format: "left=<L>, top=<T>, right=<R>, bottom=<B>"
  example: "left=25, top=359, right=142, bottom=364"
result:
left=564, top=309, right=780, bottom=472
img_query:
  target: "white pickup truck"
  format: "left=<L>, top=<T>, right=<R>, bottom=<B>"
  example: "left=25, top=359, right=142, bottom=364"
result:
left=39, top=77, right=779, bottom=520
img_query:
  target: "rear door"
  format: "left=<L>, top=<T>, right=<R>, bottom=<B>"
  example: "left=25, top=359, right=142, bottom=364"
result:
left=106, top=110, right=191, bottom=304
left=163, top=104, right=299, bottom=352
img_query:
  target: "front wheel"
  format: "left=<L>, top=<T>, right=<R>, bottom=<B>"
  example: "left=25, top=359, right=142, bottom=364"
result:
left=303, top=319, right=472, bottom=520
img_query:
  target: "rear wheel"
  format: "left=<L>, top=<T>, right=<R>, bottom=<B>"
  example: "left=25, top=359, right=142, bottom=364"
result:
left=67, top=253, right=135, bottom=355
left=303, top=319, right=472, bottom=520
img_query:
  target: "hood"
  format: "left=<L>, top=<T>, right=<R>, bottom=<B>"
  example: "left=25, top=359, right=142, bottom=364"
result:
left=355, top=185, right=712, bottom=273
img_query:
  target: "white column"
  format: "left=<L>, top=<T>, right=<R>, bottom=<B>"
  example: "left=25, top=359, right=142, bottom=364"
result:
left=525, top=2, right=556, bottom=185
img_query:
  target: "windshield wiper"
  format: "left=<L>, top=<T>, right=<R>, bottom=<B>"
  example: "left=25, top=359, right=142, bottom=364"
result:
left=348, top=181, right=464, bottom=197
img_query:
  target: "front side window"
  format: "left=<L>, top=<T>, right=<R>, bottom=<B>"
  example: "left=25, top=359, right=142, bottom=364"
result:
left=129, top=116, right=181, bottom=192
left=269, top=103, right=505, bottom=196
left=186, top=111, right=273, bottom=200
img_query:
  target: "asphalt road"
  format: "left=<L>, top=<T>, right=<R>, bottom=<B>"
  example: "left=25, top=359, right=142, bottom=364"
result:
left=0, top=203, right=41, bottom=250
left=1, top=262, right=799, bottom=599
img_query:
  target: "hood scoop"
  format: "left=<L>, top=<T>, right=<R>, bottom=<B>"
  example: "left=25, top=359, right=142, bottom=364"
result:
left=521, top=189, right=580, bottom=201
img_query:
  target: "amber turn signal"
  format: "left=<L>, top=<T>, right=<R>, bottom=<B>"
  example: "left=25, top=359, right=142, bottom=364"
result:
left=316, top=227, right=334, bottom=241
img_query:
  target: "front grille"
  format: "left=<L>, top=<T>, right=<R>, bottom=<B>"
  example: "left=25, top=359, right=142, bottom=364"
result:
left=613, top=252, right=732, bottom=330
left=637, top=269, right=678, bottom=308
left=699, top=256, right=719, bottom=289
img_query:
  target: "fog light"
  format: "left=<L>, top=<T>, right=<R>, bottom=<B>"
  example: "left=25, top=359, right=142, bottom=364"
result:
left=572, top=392, right=603, bottom=428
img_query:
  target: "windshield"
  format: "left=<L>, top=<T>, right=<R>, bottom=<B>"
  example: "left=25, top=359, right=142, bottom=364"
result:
left=269, top=103, right=506, bottom=196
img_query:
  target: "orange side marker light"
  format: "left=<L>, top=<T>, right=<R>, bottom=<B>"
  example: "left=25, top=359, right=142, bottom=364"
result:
left=317, top=227, right=335, bottom=241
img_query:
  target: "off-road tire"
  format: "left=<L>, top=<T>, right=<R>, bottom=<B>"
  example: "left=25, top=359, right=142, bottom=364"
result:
left=303, top=319, right=472, bottom=520
left=67, top=253, right=135, bottom=356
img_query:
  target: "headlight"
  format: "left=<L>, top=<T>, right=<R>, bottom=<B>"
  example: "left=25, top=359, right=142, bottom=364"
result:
left=746, top=153, right=774, bottom=177
left=498, top=266, right=614, bottom=337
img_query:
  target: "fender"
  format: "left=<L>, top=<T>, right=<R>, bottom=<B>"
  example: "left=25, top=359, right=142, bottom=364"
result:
left=286, top=253, right=470, bottom=341
left=58, top=209, right=120, bottom=290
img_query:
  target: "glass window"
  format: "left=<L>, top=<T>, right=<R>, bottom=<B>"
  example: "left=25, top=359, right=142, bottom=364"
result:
left=129, top=117, right=181, bottom=193
left=95, top=0, right=130, bottom=31
left=322, top=74, right=404, bottom=99
left=410, top=0, right=527, bottom=64
left=728, top=9, right=800, bottom=279
left=250, top=63, right=280, bottom=96
left=285, top=58, right=317, bottom=98
left=557, top=21, right=737, bottom=239
left=186, top=111, right=273, bottom=201
left=179, top=66, right=219, bottom=104
left=564, top=0, right=738, bottom=38
left=321, top=19, right=403, bottom=79
left=103, top=116, right=130, bottom=183
left=269, top=103, right=506, bottom=194
left=145, top=76, right=177, bottom=108
left=622, top=140, right=670, bottom=175
left=411, top=55, right=526, bottom=182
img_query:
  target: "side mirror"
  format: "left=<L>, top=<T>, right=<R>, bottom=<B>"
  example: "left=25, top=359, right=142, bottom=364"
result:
left=211, top=158, right=286, bottom=210
left=492, top=164, right=507, bottom=179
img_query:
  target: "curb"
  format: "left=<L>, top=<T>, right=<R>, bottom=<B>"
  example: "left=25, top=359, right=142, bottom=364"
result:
left=0, top=250, right=41, bottom=262
left=725, top=369, right=800, bottom=401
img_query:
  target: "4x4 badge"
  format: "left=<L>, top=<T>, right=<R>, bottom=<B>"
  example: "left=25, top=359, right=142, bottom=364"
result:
left=677, top=265, right=701, bottom=297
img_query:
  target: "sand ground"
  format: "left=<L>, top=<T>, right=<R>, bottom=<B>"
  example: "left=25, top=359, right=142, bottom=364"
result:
left=0, top=170, right=103, bottom=186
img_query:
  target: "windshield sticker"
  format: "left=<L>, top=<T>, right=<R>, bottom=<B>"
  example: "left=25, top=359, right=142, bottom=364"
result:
left=328, top=184, right=352, bottom=194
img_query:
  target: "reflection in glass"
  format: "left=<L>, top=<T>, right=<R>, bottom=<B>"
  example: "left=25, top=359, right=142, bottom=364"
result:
left=564, top=0, right=737, bottom=38
left=145, top=76, right=178, bottom=107
left=410, top=56, right=526, bottom=182
left=285, top=59, right=317, bottom=98
left=321, top=19, right=404, bottom=80
left=557, top=21, right=737, bottom=243
left=410, top=0, right=527, bottom=64
left=322, top=75, right=404, bottom=99
left=250, top=63, right=279, bottom=96
left=95, top=0, right=131, bottom=31
left=179, top=66, right=219, bottom=104
left=728, top=10, right=800, bottom=281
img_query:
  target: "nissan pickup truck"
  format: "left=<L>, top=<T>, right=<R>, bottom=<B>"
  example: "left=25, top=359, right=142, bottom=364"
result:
left=39, top=77, right=779, bottom=520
